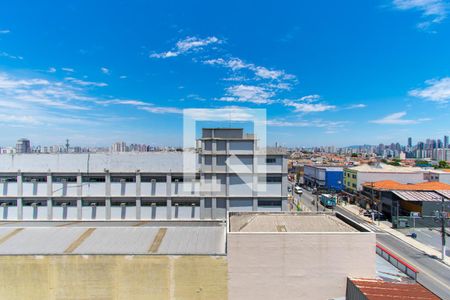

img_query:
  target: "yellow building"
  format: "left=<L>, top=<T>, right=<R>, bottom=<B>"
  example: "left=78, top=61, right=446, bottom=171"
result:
left=343, top=168, right=358, bottom=193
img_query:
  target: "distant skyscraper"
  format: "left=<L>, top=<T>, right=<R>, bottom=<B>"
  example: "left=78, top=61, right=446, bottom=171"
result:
left=407, top=137, right=412, bottom=148
left=16, top=138, right=31, bottom=154
left=112, top=141, right=128, bottom=152
left=445, top=135, right=449, bottom=148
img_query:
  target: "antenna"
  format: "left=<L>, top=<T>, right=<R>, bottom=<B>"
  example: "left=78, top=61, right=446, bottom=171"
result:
left=65, top=139, right=70, bottom=152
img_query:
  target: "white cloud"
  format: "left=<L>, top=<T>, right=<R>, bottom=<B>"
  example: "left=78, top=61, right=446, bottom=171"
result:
left=0, top=73, right=49, bottom=89
left=98, top=98, right=182, bottom=114
left=99, top=99, right=151, bottom=106
left=65, top=77, right=108, bottom=87
left=392, top=0, right=448, bottom=29
left=48, top=67, right=57, bottom=73
left=254, top=66, right=283, bottom=79
left=204, top=58, right=251, bottom=71
left=150, top=36, right=222, bottom=59
left=0, top=29, right=10, bottom=34
left=0, top=113, right=40, bottom=124
left=119, top=75, right=127, bottom=79
left=345, top=103, right=367, bottom=109
left=267, top=119, right=347, bottom=129
left=61, top=67, right=75, bottom=72
left=184, top=108, right=256, bottom=121
left=283, top=95, right=336, bottom=113
left=203, top=57, right=292, bottom=81
left=0, top=51, right=23, bottom=60
left=101, top=67, right=110, bottom=75
left=139, top=106, right=182, bottom=114
left=217, top=85, right=275, bottom=104
left=370, top=111, right=430, bottom=124
left=409, top=77, right=450, bottom=103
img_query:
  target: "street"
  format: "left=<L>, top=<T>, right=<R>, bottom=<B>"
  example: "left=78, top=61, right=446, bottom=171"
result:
left=397, top=227, right=450, bottom=256
left=289, top=182, right=450, bottom=299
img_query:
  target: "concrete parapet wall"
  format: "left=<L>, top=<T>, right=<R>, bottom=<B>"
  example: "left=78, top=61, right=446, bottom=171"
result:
left=0, top=255, right=227, bottom=300
left=228, top=232, right=376, bottom=300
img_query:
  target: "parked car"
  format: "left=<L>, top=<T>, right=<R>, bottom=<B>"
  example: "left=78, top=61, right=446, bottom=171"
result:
left=287, top=186, right=292, bottom=193
left=294, top=186, right=303, bottom=194
left=363, top=209, right=385, bottom=220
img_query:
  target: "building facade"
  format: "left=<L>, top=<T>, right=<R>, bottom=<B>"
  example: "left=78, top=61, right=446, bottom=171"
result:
left=15, top=138, right=31, bottom=154
left=303, top=165, right=344, bottom=191
left=0, top=128, right=288, bottom=221
left=343, top=164, right=425, bottom=193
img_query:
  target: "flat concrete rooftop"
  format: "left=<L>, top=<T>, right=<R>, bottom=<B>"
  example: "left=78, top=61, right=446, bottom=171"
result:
left=229, top=212, right=358, bottom=233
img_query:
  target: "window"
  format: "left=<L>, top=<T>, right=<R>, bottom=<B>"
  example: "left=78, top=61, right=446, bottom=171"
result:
left=266, top=158, right=276, bottom=164
left=141, top=176, right=166, bottom=182
left=352, top=174, right=356, bottom=179
left=216, top=155, right=227, bottom=165
left=53, top=176, right=77, bottom=183
left=266, top=176, right=282, bottom=183
left=142, top=201, right=166, bottom=207
left=111, top=200, right=133, bottom=206
left=82, top=176, right=105, bottom=183
left=204, top=155, right=212, bottom=165
left=52, top=200, right=76, bottom=206
left=23, top=200, right=47, bottom=206
left=172, top=176, right=184, bottom=182
left=111, top=176, right=135, bottom=183
left=258, top=200, right=281, bottom=207
left=172, top=201, right=199, bottom=207
left=216, top=140, right=226, bottom=151
left=0, top=176, right=17, bottom=183
left=82, top=200, right=105, bottom=206
left=23, top=176, right=47, bottom=182
left=352, top=183, right=357, bottom=188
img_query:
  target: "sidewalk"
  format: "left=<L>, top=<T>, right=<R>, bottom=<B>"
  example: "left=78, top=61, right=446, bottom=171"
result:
left=339, top=203, right=450, bottom=266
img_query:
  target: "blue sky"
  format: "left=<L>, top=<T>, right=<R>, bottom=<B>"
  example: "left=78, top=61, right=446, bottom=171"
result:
left=0, top=0, right=449, bottom=147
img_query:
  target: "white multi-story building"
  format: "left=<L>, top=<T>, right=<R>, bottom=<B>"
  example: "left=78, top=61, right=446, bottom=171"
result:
left=0, top=128, right=287, bottom=221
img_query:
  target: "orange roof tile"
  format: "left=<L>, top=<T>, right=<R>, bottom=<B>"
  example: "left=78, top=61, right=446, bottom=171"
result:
left=363, top=180, right=450, bottom=191
left=349, top=278, right=439, bottom=300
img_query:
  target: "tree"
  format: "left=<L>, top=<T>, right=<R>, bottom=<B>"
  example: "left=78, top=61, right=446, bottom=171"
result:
left=351, top=153, right=358, bottom=157
left=437, top=160, right=450, bottom=169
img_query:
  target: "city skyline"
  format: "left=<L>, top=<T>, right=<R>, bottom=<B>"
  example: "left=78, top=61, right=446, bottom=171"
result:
left=0, top=1, right=449, bottom=146
left=2, top=133, right=449, bottom=153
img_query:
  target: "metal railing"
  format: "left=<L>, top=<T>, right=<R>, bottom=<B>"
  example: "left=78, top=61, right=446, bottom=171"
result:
left=376, top=244, right=418, bottom=280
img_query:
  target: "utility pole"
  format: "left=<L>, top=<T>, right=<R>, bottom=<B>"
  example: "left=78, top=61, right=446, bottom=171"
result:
left=313, top=187, right=318, bottom=213
left=440, top=196, right=447, bottom=261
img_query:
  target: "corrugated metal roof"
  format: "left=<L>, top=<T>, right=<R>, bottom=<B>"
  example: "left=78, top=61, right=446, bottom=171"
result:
left=393, top=191, right=446, bottom=202
left=0, top=223, right=226, bottom=255
left=436, top=190, right=450, bottom=199
left=349, top=278, right=439, bottom=299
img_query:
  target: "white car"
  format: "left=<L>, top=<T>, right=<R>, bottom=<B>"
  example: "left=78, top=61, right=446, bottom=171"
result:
left=294, top=186, right=303, bottom=194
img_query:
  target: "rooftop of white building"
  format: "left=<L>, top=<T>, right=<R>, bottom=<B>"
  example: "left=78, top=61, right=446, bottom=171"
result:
left=346, top=163, right=424, bottom=173
left=229, top=212, right=358, bottom=233
left=0, top=152, right=187, bottom=173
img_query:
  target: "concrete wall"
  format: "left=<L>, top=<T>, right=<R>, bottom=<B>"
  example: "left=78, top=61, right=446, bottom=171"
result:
left=0, top=255, right=227, bottom=300
left=227, top=232, right=376, bottom=300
